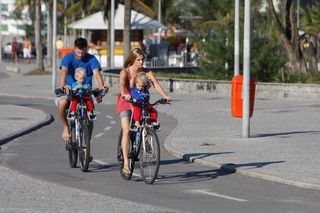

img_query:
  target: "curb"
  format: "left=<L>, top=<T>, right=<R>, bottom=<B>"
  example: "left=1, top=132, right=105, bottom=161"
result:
left=0, top=112, right=54, bottom=146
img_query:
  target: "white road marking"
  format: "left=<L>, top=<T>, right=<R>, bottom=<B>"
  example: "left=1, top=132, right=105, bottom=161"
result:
left=104, top=126, right=112, bottom=131
left=187, top=189, right=248, bottom=202
left=110, top=120, right=116, bottom=125
left=94, top=133, right=104, bottom=138
left=106, top=115, right=114, bottom=119
left=93, top=159, right=112, bottom=167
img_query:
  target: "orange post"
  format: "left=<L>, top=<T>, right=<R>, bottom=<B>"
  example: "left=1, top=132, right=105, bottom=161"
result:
left=231, top=75, right=256, bottom=118
left=59, top=48, right=73, bottom=58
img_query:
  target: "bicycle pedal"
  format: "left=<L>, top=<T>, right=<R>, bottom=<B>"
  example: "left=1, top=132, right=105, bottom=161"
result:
left=65, top=143, right=71, bottom=151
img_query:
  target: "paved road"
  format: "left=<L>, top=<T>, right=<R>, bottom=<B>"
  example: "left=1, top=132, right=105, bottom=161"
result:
left=1, top=61, right=320, bottom=212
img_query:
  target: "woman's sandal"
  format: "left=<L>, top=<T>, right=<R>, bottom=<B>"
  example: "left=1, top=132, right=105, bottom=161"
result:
left=122, top=168, right=131, bottom=176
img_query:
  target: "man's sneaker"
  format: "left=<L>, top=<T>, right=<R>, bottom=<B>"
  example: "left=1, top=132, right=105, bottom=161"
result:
left=67, top=112, right=75, bottom=120
left=152, top=122, right=160, bottom=130
left=88, top=112, right=96, bottom=120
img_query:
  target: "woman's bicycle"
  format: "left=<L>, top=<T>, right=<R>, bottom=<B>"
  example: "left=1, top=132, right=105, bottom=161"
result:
left=117, top=97, right=169, bottom=184
left=55, top=87, right=105, bottom=172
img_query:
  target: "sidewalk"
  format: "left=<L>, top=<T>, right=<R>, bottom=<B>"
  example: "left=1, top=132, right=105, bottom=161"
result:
left=1, top=61, right=320, bottom=209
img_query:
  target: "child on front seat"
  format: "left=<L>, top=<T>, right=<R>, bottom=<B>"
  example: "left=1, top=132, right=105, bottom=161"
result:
left=130, top=72, right=159, bottom=129
left=68, top=67, right=96, bottom=120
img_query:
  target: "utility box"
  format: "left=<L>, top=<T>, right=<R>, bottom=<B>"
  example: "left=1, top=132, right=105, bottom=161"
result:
left=231, top=75, right=256, bottom=118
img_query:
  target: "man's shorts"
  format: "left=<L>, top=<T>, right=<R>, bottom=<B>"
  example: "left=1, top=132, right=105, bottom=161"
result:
left=55, top=95, right=70, bottom=106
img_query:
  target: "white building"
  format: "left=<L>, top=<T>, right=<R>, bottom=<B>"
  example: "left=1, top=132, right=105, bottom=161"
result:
left=1, top=0, right=31, bottom=44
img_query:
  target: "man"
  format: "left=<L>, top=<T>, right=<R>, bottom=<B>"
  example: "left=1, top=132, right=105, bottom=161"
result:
left=56, top=37, right=64, bottom=58
left=11, top=37, right=18, bottom=64
left=23, top=36, right=32, bottom=64
left=56, top=37, right=107, bottom=143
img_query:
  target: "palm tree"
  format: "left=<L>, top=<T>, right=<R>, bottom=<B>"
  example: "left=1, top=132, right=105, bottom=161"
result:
left=35, top=0, right=44, bottom=70
left=15, top=0, right=45, bottom=71
left=123, top=0, right=131, bottom=60
left=267, top=0, right=308, bottom=73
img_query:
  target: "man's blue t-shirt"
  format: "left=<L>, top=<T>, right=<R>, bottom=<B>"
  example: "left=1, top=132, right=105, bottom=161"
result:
left=60, top=52, right=101, bottom=87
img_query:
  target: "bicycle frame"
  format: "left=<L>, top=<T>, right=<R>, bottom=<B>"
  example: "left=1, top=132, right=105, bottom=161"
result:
left=75, top=98, right=88, bottom=149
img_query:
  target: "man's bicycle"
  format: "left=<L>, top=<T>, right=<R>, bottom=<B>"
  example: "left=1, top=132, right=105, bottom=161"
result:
left=56, top=87, right=105, bottom=172
left=117, top=98, right=169, bottom=184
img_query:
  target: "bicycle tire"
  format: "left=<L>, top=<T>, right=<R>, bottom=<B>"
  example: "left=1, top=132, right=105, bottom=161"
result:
left=79, top=120, right=90, bottom=172
left=139, top=128, right=160, bottom=184
left=117, top=130, right=135, bottom=180
left=68, top=121, right=78, bottom=168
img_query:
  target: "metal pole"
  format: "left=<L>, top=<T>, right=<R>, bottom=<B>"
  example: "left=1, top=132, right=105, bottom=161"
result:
left=242, top=0, right=251, bottom=138
left=52, top=0, right=57, bottom=92
left=0, top=0, right=2, bottom=64
left=158, top=0, right=161, bottom=44
left=63, top=0, right=67, bottom=45
left=234, top=0, right=240, bottom=76
left=110, top=0, right=115, bottom=68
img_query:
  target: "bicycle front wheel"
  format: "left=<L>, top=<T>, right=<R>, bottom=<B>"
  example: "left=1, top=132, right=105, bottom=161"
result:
left=78, top=121, right=90, bottom=172
left=139, top=128, right=160, bottom=184
left=68, top=121, right=78, bottom=168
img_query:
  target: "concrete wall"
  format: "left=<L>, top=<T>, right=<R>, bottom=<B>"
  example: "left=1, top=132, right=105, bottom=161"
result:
left=102, top=73, right=320, bottom=100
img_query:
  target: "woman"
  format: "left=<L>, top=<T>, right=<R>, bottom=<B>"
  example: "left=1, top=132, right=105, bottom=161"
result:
left=116, top=48, right=171, bottom=175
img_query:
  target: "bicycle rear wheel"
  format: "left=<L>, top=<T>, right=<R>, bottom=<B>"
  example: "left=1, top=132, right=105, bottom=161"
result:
left=78, top=121, right=90, bottom=172
left=117, top=130, right=135, bottom=180
left=68, top=121, right=78, bottom=168
left=139, top=128, right=160, bottom=184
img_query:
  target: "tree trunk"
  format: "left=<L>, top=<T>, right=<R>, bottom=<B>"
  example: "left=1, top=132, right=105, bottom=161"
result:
left=46, top=1, right=53, bottom=67
left=267, top=0, right=307, bottom=74
left=107, top=4, right=111, bottom=69
left=123, top=0, right=132, bottom=60
left=35, top=0, right=44, bottom=71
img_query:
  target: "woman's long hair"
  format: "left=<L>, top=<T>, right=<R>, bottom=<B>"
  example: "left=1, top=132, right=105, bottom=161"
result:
left=123, top=48, right=145, bottom=68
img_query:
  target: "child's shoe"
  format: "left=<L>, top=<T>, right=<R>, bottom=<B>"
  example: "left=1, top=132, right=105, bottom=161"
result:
left=152, top=121, right=160, bottom=130
left=67, top=112, right=75, bottom=120
left=88, top=112, right=96, bottom=120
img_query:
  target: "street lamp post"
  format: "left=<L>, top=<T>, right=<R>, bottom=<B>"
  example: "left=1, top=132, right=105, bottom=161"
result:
left=52, top=0, right=57, bottom=92
left=110, top=0, right=115, bottom=68
left=242, top=0, right=251, bottom=138
left=234, top=0, right=240, bottom=76
left=0, top=0, right=2, bottom=64
left=158, top=0, right=162, bottom=44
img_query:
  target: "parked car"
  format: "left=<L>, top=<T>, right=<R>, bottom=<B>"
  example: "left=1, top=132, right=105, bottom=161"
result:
left=2, top=42, right=23, bottom=58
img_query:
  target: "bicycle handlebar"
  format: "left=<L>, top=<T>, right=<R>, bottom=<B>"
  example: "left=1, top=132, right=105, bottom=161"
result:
left=55, top=87, right=107, bottom=99
left=150, top=98, right=170, bottom=106
left=124, top=96, right=170, bottom=106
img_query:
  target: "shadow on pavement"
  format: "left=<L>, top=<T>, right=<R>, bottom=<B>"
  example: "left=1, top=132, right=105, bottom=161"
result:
left=156, top=168, right=235, bottom=185
left=221, top=160, right=285, bottom=171
left=253, top=130, right=319, bottom=138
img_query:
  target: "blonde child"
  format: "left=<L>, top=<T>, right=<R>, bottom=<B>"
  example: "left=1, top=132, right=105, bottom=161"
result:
left=68, top=67, right=96, bottom=120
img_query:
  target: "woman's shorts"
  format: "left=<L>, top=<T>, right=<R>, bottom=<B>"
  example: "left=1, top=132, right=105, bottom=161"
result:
left=119, top=110, right=131, bottom=118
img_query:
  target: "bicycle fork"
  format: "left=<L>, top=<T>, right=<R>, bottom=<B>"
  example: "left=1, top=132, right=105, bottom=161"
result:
left=141, top=128, right=152, bottom=154
left=75, top=120, right=82, bottom=149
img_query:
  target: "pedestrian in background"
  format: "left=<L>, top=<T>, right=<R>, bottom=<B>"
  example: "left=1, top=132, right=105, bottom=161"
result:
left=56, top=37, right=64, bottom=58
left=11, top=37, right=18, bottom=64
left=23, top=36, right=32, bottom=64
